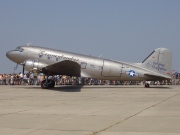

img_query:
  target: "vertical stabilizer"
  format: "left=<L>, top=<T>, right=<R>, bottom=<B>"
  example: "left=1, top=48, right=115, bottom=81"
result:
left=142, top=48, right=172, bottom=77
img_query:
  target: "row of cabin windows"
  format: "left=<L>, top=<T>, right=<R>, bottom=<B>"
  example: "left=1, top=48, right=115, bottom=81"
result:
left=39, top=55, right=60, bottom=61
left=81, top=63, right=102, bottom=70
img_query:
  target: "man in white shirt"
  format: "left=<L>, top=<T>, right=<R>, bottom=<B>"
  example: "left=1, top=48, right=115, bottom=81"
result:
left=19, top=72, right=23, bottom=85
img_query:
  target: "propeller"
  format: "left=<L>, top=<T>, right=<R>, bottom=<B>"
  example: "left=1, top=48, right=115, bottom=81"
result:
left=22, top=64, right=25, bottom=75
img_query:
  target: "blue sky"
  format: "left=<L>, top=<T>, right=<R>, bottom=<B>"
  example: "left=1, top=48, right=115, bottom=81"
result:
left=0, top=0, right=180, bottom=73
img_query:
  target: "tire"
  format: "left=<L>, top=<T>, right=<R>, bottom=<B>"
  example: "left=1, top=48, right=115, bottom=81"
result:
left=41, top=80, right=49, bottom=89
left=50, top=80, right=55, bottom=88
left=145, top=83, right=150, bottom=88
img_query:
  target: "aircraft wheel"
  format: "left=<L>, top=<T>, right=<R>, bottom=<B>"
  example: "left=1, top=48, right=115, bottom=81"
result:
left=50, top=80, right=55, bottom=88
left=145, top=83, right=150, bottom=88
left=41, top=80, right=49, bottom=89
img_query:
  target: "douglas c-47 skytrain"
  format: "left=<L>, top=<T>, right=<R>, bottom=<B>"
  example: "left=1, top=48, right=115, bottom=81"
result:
left=6, top=45, right=172, bottom=89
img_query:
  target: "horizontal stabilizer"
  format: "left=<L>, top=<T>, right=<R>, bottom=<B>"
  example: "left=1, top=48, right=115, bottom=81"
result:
left=144, top=74, right=171, bottom=81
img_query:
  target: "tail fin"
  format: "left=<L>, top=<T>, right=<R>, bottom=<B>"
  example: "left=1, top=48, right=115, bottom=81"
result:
left=142, top=48, right=172, bottom=77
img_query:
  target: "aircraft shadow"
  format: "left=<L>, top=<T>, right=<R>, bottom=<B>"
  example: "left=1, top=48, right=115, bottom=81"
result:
left=78, top=85, right=172, bottom=89
left=50, top=85, right=83, bottom=92
left=10, top=85, right=82, bottom=92
left=148, top=86, right=172, bottom=89
left=9, top=85, right=172, bottom=92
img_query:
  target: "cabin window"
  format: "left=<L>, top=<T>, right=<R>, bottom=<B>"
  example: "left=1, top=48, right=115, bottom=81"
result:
left=39, top=54, right=43, bottom=58
left=19, top=48, right=24, bottom=52
left=56, top=57, right=59, bottom=61
left=15, top=47, right=24, bottom=52
left=90, top=64, right=95, bottom=68
left=81, top=62, right=87, bottom=69
left=99, top=66, right=102, bottom=70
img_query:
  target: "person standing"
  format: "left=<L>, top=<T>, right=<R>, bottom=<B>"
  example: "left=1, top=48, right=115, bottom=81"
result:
left=33, top=74, right=38, bottom=86
left=10, top=74, right=14, bottom=85
left=23, top=74, right=27, bottom=85
left=29, top=72, right=34, bottom=85
left=19, top=72, right=23, bottom=85
left=2, top=74, right=6, bottom=85
left=0, top=74, right=2, bottom=85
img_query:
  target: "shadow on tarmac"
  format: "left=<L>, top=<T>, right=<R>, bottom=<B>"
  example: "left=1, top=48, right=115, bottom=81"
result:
left=50, top=85, right=83, bottom=92
left=10, top=85, right=83, bottom=92
left=81, top=86, right=172, bottom=89
left=10, top=85, right=172, bottom=92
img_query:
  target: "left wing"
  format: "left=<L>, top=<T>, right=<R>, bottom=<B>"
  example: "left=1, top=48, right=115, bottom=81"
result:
left=42, top=60, right=81, bottom=76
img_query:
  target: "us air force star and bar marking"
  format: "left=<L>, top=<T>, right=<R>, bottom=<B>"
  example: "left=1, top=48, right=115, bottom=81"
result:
left=129, top=70, right=135, bottom=77
left=126, top=70, right=138, bottom=77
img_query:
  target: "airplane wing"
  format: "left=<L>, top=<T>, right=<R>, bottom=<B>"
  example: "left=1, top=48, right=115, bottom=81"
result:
left=42, top=60, right=81, bottom=76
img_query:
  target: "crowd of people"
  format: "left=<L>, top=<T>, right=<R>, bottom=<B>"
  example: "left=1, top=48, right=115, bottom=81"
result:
left=0, top=72, right=179, bottom=86
left=171, top=71, right=180, bottom=85
left=0, top=72, right=39, bottom=86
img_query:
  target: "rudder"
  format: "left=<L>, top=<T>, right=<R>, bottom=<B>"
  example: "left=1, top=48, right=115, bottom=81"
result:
left=142, top=48, right=172, bottom=77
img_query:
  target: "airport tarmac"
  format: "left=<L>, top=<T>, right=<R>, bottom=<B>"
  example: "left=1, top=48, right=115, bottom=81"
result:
left=0, top=85, right=180, bottom=135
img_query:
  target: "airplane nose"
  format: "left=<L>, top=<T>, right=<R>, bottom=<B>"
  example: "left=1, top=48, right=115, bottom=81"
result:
left=6, top=51, right=12, bottom=59
left=6, top=51, right=17, bottom=61
left=6, top=50, right=26, bottom=64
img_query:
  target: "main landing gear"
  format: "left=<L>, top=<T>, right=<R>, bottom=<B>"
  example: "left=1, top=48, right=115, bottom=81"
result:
left=40, top=75, right=62, bottom=89
left=41, top=80, right=55, bottom=89
left=41, top=76, right=57, bottom=89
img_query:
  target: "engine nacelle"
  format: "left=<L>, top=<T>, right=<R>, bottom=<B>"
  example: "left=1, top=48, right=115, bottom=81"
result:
left=24, top=59, right=47, bottom=72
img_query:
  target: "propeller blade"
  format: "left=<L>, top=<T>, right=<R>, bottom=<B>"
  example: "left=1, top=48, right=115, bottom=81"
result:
left=22, top=65, right=25, bottom=75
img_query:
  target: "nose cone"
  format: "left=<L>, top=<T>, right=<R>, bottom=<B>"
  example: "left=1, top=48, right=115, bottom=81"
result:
left=6, top=51, right=24, bottom=64
left=6, top=51, right=14, bottom=60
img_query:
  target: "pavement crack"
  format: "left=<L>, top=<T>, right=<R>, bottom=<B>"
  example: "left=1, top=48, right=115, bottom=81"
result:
left=90, top=92, right=180, bottom=135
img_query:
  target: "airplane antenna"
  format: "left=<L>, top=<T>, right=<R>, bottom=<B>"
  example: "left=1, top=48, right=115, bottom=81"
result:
left=98, top=54, right=103, bottom=58
left=26, top=43, right=31, bottom=46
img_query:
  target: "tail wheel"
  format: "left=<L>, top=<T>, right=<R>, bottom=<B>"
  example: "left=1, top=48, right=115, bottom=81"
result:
left=145, top=83, right=150, bottom=88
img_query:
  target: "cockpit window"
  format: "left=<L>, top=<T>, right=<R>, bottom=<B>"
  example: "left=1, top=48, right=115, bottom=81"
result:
left=15, top=47, right=24, bottom=52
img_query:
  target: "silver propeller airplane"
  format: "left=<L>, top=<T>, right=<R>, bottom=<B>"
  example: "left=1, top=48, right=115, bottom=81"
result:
left=6, top=45, right=172, bottom=89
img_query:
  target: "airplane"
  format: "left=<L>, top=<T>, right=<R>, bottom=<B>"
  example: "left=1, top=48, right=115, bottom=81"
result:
left=6, top=45, right=172, bottom=89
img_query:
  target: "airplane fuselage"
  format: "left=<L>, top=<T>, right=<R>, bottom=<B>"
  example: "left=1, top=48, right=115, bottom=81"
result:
left=7, top=46, right=171, bottom=82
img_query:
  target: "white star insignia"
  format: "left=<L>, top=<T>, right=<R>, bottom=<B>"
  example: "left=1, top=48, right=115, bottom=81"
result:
left=129, top=71, right=135, bottom=76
